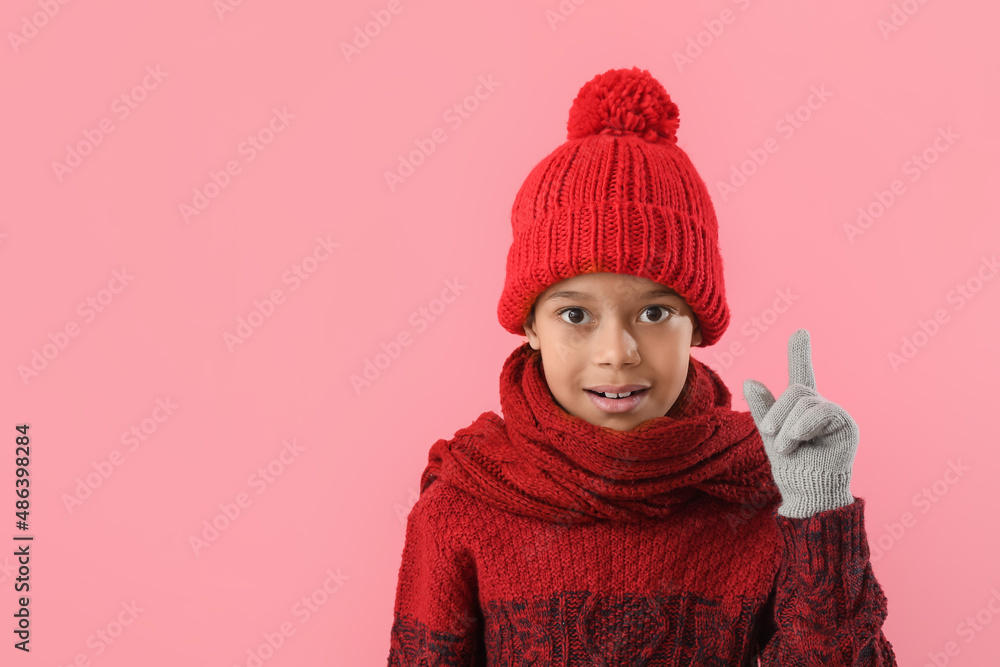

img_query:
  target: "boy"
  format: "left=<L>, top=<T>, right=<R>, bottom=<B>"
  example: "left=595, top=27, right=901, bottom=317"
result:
left=387, top=66, right=897, bottom=665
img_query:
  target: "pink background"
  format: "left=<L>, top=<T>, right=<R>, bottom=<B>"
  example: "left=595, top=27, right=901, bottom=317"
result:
left=3, top=0, right=999, bottom=664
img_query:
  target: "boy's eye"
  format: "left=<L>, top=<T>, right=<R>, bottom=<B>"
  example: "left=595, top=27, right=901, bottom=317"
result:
left=640, top=306, right=672, bottom=323
left=558, top=307, right=592, bottom=325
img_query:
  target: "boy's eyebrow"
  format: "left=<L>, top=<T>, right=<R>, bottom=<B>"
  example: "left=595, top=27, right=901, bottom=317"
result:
left=544, top=288, right=682, bottom=302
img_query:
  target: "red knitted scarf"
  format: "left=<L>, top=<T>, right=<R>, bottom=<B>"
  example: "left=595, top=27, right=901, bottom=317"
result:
left=420, top=342, right=779, bottom=524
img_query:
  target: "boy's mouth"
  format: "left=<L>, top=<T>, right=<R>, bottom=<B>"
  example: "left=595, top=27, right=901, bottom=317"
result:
left=585, top=389, right=647, bottom=399
left=585, top=388, right=650, bottom=413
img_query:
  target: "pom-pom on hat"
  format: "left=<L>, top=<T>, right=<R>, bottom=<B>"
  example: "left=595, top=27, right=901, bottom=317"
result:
left=497, top=66, right=729, bottom=347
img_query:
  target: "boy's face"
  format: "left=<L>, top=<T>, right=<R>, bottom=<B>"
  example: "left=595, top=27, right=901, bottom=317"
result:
left=522, top=272, right=703, bottom=432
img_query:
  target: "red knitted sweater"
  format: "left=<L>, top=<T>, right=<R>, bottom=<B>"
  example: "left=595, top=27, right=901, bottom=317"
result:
left=386, top=345, right=898, bottom=665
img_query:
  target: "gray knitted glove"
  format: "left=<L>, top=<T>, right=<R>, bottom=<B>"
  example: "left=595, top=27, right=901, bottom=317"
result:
left=742, top=329, right=859, bottom=519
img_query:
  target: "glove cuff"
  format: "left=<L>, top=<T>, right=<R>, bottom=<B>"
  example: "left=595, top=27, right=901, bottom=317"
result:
left=773, top=467, right=854, bottom=519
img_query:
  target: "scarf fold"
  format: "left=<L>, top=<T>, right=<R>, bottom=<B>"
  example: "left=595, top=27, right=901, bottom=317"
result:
left=420, top=342, right=779, bottom=524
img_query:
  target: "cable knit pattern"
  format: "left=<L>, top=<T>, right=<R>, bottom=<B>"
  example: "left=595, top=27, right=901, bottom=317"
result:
left=386, top=482, right=897, bottom=666
left=763, top=499, right=897, bottom=665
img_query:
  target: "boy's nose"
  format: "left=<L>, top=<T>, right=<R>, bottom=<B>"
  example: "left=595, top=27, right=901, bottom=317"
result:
left=592, top=323, right=639, bottom=366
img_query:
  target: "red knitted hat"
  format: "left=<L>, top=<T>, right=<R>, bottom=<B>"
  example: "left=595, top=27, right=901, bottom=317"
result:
left=497, top=66, right=729, bottom=347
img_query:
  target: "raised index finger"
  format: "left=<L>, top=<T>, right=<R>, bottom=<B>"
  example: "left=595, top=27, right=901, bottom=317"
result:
left=788, top=328, right=816, bottom=391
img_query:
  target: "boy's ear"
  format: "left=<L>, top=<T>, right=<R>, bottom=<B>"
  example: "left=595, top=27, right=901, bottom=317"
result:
left=523, top=311, right=540, bottom=350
